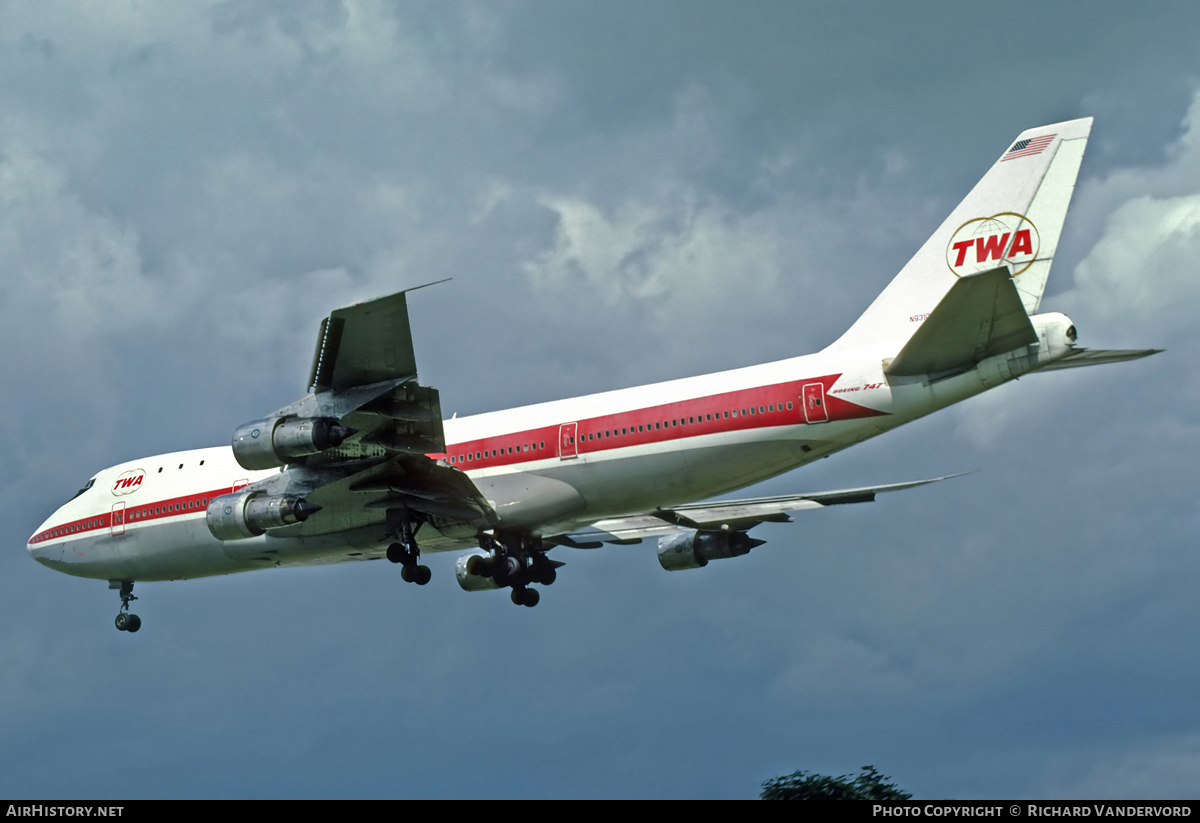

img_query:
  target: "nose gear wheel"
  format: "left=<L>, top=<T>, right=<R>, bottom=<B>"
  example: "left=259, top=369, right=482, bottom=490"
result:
left=112, top=580, right=142, bottom=632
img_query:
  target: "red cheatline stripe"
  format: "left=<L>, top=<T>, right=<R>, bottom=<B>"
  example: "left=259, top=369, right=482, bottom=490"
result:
left=30, top=487, right=240, bottom=544
left=444, top=375, right=887, bottom=469
left=31, top=375, right=891, bottom=543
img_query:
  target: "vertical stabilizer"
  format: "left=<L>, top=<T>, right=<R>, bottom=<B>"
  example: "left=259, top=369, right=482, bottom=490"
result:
left=1010, top=133, right=1089, bottom=313
left=830, top=118, right=1092, bottom=351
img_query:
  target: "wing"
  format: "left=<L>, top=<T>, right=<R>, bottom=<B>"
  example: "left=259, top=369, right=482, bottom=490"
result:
left=227, top=283, right=496, bottom=541
left=545, top=474, right=965, bottom=548
left=308, top=284, right=434, bottom=393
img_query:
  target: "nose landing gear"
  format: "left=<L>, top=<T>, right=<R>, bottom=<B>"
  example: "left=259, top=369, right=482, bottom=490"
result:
left=111, top=580, right=141, bottom=633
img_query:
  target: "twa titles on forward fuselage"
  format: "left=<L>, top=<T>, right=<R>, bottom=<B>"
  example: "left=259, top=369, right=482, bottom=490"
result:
left=27, top=117, right=1159, bottom=631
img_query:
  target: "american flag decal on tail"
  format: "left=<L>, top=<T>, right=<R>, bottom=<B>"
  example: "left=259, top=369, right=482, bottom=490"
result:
left=1002, top=134, right=1056, bottom=162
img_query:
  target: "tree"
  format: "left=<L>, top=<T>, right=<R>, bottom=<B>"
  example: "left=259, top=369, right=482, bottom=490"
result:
left=760, top=765, right=913, bottom=800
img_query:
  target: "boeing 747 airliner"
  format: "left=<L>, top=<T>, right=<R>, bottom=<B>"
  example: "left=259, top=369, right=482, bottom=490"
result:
left=27, top=117, right=1158, bottom=631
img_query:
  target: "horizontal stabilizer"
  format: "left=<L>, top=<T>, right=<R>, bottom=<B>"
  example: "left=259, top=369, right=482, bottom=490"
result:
left=886, top=266, right=1036, bottom=377
left=1036, top=348, right=1163, bottom=371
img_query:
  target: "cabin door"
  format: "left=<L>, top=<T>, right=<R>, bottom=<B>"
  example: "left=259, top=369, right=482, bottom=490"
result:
left=802, top=383, right=829, bottom=424
left=110, top=502, right=126, bottom=537
left=559, top=422, right=579, bottom=459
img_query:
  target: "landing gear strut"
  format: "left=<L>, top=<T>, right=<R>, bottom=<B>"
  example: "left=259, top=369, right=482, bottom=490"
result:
left=111, top=580, right=141, bottom=633
left=386, top=517, right=431, bottom=585
left=480, top=533, right=562, bottom=608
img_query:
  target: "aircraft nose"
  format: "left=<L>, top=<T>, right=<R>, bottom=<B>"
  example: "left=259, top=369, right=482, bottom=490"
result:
left=26, top=525, right=62, bottom=568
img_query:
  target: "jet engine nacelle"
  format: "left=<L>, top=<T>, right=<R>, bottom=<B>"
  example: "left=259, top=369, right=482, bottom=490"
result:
left=206, top=490, right=321, bottom=541
left=455, top=550, right=502, bottom=591
left=231, top=417, right=354, bottom=470
left=657, top=529, right=765, bottom=571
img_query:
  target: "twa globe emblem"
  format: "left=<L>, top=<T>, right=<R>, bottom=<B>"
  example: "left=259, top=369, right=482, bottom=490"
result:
left=945, top=212, right=1039, bottom=278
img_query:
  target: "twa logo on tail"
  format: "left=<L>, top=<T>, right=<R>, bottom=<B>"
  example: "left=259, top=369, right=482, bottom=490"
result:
left=111, top=469, right=145, bottom=496
left=946, top=212, right=1039, bottom=277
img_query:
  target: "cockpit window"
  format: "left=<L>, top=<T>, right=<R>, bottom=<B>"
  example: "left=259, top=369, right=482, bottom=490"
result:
left=69, top=478, right=96, bottom=502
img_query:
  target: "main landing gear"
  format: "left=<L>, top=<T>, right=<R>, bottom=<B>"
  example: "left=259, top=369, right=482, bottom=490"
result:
left=482, top=533, right=562, bottom=608
left=111, top=580, right=141, bottom=633
left=387, top=518, right=431, bottom=585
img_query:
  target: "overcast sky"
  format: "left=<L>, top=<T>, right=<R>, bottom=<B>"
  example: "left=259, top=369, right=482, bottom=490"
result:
left=3, top=1, right=1200, bottom=799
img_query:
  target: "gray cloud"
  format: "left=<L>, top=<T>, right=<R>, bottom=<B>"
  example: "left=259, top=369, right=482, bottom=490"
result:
left=3, top=0, right=1200, bottom=800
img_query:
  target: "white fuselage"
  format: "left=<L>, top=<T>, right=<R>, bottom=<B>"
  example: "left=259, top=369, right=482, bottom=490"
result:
left=26, top=314, right=1075, bottom=583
